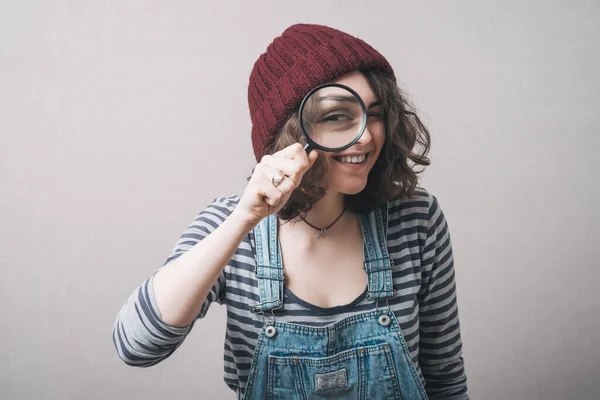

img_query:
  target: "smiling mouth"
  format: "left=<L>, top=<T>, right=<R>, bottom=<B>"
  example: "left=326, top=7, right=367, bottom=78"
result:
left=332, top=153, right=369, bottom=165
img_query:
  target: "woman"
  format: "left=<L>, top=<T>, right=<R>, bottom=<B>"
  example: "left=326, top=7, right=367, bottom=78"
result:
left=113, top=24, right=468, bottom=399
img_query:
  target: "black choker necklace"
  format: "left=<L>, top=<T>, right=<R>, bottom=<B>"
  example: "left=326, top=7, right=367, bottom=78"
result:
left=299, top=209, right=346, bottom=239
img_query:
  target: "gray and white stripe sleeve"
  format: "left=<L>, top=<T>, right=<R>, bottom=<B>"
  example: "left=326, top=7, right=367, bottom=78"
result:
left=419, top=195, right=469, bottom=399
left=112, top=197, right=234, bottom=366
left=112, top=277, right=193, bottom=366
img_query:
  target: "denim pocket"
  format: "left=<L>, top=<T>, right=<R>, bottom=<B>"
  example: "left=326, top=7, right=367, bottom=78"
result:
left=267, top=343, right=401, bottom=400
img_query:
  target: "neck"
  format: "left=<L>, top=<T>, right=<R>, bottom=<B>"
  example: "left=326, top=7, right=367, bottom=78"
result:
left=279, top=190, right=356, bottom=242
left=303, top=190, right=345, bottom=228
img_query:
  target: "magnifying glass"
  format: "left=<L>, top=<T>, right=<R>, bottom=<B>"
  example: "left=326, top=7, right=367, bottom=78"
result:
left=299, top=83, right=368, bottom=153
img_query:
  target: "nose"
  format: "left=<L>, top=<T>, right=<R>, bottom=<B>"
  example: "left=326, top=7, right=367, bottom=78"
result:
left=357, top=122, right=374, bottom=145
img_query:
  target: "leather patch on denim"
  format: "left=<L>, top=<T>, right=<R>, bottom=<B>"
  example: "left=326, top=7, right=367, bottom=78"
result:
left=315, top=369, right=347, bottom=391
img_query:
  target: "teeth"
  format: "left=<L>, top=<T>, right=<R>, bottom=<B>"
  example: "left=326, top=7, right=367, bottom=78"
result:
left=339, top=154, right=366, bottom=164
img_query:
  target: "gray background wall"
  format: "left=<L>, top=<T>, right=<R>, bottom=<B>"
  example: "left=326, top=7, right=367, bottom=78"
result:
left=1, top=1, right=598, bottom=399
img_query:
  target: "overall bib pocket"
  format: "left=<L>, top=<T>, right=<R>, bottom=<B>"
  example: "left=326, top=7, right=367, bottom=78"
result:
left=267, top=343, right=401, bottom=400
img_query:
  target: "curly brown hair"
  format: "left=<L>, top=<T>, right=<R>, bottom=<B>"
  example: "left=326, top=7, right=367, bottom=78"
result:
left=258, top=69, right=431, bottom=220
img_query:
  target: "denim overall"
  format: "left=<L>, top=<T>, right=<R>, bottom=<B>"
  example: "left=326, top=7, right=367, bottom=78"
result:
left=243, top=205, right=428, bottom=400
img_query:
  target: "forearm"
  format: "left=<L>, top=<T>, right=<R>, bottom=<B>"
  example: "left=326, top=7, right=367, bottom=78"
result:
left=152, top=209, right=254, bottom=327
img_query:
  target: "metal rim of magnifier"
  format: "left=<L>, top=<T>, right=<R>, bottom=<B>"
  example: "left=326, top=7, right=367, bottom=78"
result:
left=298, top=83, right=368, bottom=153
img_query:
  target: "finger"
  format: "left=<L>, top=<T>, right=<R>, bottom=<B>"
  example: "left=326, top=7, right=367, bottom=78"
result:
left=257, top=166, right=296, bottom=207
left=307, top=149, right=319, bottom=168
left=256, top=182, right=284, bottom=207
left=272, top=143, right=309, bottom=167
left=260, top=156, right=305, bottom=186
left=270, top=173, right=296, bottom=197
left=259, top=163, right=293, bottom=191
left=271, top=142, right=303, bottom=158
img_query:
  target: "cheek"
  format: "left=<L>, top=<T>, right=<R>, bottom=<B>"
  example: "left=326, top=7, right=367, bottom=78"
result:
left=371, top=124, right=386, bottom=153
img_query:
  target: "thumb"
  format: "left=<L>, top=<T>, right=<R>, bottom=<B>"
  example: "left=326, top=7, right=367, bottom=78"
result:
left=307, top=150, right=319, bottom=168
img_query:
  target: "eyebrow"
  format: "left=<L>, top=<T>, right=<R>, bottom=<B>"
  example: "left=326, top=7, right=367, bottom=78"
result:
left=318, top=96, right=382, bottom=108
left=317, top=95, right=359, bottom=103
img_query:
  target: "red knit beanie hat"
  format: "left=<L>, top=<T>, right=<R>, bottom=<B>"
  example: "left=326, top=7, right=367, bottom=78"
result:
left=248, top=24, right=395, bottom=161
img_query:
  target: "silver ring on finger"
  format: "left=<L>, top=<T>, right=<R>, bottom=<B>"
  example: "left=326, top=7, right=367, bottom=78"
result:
left=271, top=170, right=285, bottom=187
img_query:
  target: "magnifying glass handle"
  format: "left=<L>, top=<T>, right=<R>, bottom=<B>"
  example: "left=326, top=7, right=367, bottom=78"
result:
left=303, top=143, right=313, bottom=154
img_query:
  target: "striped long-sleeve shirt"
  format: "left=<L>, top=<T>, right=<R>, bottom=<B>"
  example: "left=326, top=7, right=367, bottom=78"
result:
left=113, top=187, right=468, bottom=399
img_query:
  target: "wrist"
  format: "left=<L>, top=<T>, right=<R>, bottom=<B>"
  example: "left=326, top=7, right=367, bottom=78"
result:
left=228, top=209, right=260, bottom=234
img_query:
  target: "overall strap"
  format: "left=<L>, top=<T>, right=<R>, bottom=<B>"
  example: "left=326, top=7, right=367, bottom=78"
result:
left=359, top=203, right=395, bottom=300
left=251, top=214, right=284, bottom=313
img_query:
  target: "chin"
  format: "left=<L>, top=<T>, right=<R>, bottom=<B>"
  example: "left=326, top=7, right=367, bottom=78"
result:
left=334, top=181, right=369, bottom=195
left=343, top=188, right=366, bottom=195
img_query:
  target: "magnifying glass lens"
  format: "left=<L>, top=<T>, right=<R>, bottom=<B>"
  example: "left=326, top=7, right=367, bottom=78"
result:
left=300, top=86, right=365, bottom=151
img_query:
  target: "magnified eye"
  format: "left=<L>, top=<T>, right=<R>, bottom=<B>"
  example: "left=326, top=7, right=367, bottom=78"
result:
left=319, top=113, right=352, bottom=123
left=300, top=84, right=369, bottom=149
